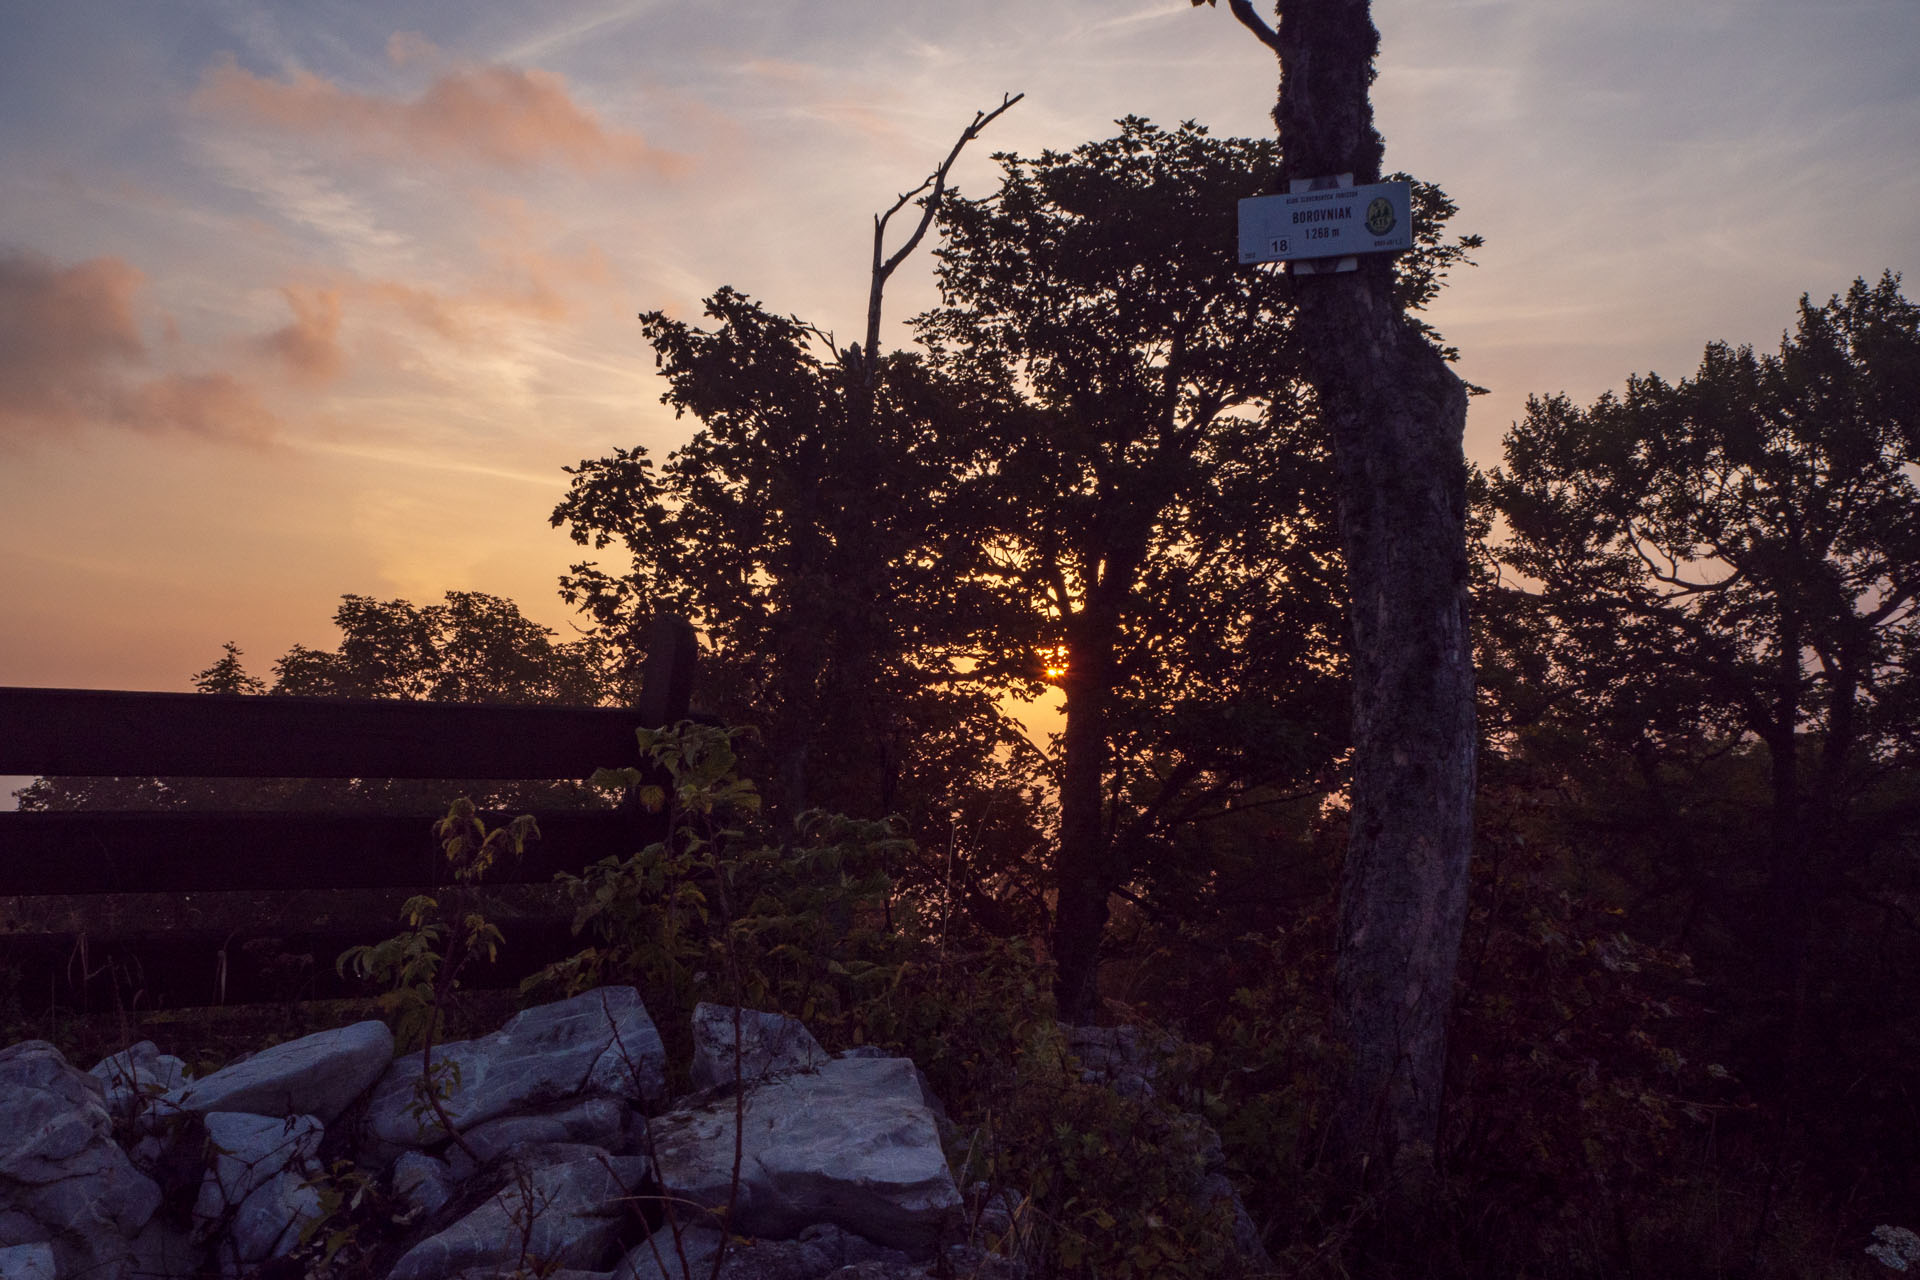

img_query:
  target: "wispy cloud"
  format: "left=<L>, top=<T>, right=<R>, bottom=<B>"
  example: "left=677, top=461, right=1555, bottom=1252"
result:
left=194, top=134, right=408, bottom=266
left=191, top=52, right=687, bottom=176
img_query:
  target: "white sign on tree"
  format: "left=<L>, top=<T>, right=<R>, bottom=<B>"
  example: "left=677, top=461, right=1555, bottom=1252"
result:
left=1238, top=178, right=1413, bottom=267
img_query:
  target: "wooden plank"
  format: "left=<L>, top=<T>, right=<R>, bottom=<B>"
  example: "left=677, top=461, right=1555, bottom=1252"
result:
left=0, top=883, right=572, bottom=943
left=0, top=809, right=662, bottom=895
left=0, top=689, right=664, bottom=780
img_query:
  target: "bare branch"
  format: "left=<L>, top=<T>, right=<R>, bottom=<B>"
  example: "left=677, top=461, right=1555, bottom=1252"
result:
left=863, top=92, right=1024, bottom=380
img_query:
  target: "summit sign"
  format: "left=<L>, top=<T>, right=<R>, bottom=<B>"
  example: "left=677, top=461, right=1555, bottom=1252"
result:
left=1238, top=179, right=1413, bottom=265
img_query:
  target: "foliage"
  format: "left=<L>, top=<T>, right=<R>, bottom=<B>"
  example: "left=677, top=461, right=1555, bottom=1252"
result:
left=338, top=797, right=538, bottom=1052
left=1483, top=273, right=1920, bottom=1090
left=193, top=641, right=267, bottom=695
left=911, top=116, right=1486, bottom=1018
left=552, top=296, right=1028, bottom=828
left=526, top=723, right=920, bottom=1070
left=273, top=591, right=609, bottom=707
left=950, top=1026, right=1250, bottom=1279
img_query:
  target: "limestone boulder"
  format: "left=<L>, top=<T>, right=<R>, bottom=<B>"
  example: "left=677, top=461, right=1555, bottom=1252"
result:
left=458, top=1095, right=632, bottom=1168
left=0, top=1244, right=56, bottom=1280
left=391, top=1150, right=459, bottom=1220
left=364, top=987, right=665, bottom=1160
left=649, top=1056, right=960, bottom=1254
left=0, top=1042, right=163, bottom=1280
left=617, top=1222, right=917, bottom=1280
left=689, top=1004, right=828, bottom=1090
left=89, top=1042, right=191, bottom=1125
left=614, top=1223, right=725, bottom=1280
left=384, top=1148, right=650, bottom=1280
left=192, top=1111, right=325, bottom=1276
left=169, top=1019, right=392, bottom=1123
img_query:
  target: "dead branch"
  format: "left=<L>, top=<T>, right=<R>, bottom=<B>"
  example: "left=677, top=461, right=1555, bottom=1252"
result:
left=862, top=91, right=1024, bottom=381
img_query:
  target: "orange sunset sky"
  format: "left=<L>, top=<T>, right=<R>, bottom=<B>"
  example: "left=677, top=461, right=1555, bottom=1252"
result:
left=3, top=1, right=1916, bottom=717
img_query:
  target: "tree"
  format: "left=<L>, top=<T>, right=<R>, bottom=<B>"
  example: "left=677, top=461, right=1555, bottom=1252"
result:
left=193, top=641, right=267, bottom=695
left=272, top=591, right=609, bottom=706
left=1207, top=0, right=1482, bottom=1179
left=552, top=100, right=1039, bottom=859
left=917, top=118, right=1349, bottom=1022
left=552, top=292, right=1023, bottom=825
left=1486, top=272, right=1920, bottom=1081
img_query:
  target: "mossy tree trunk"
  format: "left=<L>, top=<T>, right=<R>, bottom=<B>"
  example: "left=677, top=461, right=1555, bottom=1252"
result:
left=1221, top=0, right=1478, bottom=1178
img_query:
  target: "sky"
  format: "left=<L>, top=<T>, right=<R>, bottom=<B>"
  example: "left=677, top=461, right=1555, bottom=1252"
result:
left=2, top=0, right=1917, bottom=709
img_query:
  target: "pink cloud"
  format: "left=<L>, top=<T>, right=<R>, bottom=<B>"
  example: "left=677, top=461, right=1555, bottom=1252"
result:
left=0, top=251, right=279, bottom=446
left=0, top=252, right=147, bottom=436
left=256, top=285, right=344, bottom=384
left=192, top=53, right=687, bottom=176
left=119, top=373, right=276, bottom=444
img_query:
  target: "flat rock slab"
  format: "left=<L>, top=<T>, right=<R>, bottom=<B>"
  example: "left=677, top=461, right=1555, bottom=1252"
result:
left=169, top=1020, right=392, bottom=1122
left=366, top=988, right=665, bottom=1158
left=650, top=1057, right=959, bottom=1254
left=461, top=1095, right=631, bottom=1167
left=689, top=1004, right=828, bottom=1090
left=385, top=1152, right=650, bottom=1280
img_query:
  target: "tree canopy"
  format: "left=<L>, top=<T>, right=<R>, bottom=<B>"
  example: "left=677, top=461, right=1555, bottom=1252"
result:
left=916, top=117, right=1352, bottom=1018
left=1485, top=271, right=1920, bottom=1076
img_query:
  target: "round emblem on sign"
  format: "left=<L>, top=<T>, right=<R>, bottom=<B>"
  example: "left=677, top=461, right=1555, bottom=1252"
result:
left=1365, top=197, right=1396, bottom=236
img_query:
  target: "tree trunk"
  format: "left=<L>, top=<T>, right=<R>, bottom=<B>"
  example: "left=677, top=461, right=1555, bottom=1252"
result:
left=1270, top=0, right=1478, bottom=1178
left=1052, top=607, right=1118, bottom=1023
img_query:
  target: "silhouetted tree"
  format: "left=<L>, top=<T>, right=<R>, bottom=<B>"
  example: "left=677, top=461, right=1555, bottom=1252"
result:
left=272, top=591, right=608, bottom=706
left=1486, top=272, right=1920, bottom=1080
left=551, top=100, right=1043, bottom=880
left=918, top=118, right=1346, bottom=1021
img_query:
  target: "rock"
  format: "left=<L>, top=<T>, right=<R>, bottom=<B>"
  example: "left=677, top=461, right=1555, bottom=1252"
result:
left=392, top=1150, right=459, bottom=1220
left=0, top=1041, right=163, bottom=1280
left=384, top=1150, right=650, bottom=1280
left=127, top=1214, right=202, bottom=1280
left=938, top=1244, right=1028, bottom=1280
left=169, top=1020, right=392, bottom=1123
left=192, top=1111, right=325, bottom=1276
left=829, top=1265, right=929, bottom=1280
left=89, top=1043, right=191, bottom=1125
left=650, top=1056, right=960, bottom=1255
left=460, top=1095, right=632, bottom=1166
left=365, top=987, right=666, bottom=1160
left=618, top=1223, right=915, bottom=1280
left=962, top=1183, right=1026, bottom=1248
left=615, top=1223, right=725, bottom=1280
left=1060, top=1024, right=1168, bottom=1103
left=689, top=1004, right=829, bottom=1090
left=0, top=1244, right=56, bottom=1280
